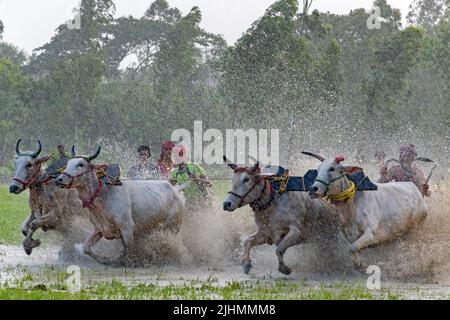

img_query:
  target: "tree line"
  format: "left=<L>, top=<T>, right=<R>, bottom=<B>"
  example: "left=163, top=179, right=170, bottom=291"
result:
left=0, top=0, right=448, bottom=168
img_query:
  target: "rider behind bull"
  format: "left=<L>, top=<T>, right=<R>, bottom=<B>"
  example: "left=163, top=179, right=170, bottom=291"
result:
left=378, top=144, right=431, bottom=197
left=169, top=144, right=212, bottom=205
left=157, top=141, right=176, bottom=178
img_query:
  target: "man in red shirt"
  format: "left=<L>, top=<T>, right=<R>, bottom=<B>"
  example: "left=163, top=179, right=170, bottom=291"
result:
left=157, top=141, right=175, bottom=178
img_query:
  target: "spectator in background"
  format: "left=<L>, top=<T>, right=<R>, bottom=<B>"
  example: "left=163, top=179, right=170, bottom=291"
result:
left=157, top=141, right=176, bottom=178
left=56, top=145, right=68, bottom=160
left=127, top=145, right=159, bottom=180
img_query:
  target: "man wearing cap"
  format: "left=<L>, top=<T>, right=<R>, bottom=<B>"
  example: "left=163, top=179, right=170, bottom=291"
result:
left=378, top=145, right=431, bottom=197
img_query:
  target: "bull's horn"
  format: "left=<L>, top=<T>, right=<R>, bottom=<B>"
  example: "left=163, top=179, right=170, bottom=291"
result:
left=15, top=139, right=23, bottom=156
left=248, top=155, right=260, bottom=172
left=87, top=146, right=101, bottom=162
left=414, top=157, right=434, bottom=163
left=16, top=139, right=42, bottom=158
left=71, top=146, right=77, bottom=158
left=30, top=140, right=42, bottom=158
left=223, top=155, right=238, bottom=170
left=301, top=151, right=325, bottom=162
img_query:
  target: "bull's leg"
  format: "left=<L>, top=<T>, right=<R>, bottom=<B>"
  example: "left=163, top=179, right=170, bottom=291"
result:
left=118, top=227, right=135, bottom=267
left=23, top=227, right=41, bottom=255
left=349, top=228, right=375, bottom=273
left=242, top=231, right=269, bottom=274
left=275, top=225, right=304, bottom=275
left=21, top=212, right=36, bottom=237
left=22, top=214, right=55, bottom=255
left=81, top=230, right=103, bottom=256
left=78, top=230, right=122, bottom=266
left=77, top=231, right=125, bottom=266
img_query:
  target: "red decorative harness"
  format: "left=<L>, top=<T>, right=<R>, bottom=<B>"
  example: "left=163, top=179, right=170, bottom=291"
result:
left=12, top=164, right=52, bottom=190
left=227, top=166, right=274, bottom=210
left=81, top=178, right=103, bottom=209
left=62, top=167, right=103, bottom=208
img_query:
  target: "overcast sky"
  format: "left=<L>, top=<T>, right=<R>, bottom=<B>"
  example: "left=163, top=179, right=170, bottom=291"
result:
left=0, top=0, right=412, bottom=53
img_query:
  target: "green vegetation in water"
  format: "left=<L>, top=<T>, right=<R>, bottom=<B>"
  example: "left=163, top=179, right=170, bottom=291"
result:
left=0, top=279, right=402, bottom=300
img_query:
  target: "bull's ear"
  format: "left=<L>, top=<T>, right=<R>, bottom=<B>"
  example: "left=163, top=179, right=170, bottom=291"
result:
left=36, top=155, right=52, bottom=164
left=341, top=166, right=363, bottom=175
left=250, top=161, right=260, bottom=173
left=223, top=156, right=238, bottom=170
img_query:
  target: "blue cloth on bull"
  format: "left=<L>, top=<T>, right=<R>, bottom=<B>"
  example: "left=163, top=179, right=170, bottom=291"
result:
left=349, top=171, right=378, bottom=191
left=265, top=166, right=378, bottom=192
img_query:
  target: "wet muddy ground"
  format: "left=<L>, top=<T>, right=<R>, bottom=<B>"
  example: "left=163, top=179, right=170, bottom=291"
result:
left=1, top=173, right=449, bottom=299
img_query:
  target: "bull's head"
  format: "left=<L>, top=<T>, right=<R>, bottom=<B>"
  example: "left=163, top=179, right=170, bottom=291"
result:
left=10, top=139, right=52, bottom=194
left=302, top=151, right=362, bottom=199
left=56, top=146, right=101, bottom=188
left=222, top=156, right=264, bottom=211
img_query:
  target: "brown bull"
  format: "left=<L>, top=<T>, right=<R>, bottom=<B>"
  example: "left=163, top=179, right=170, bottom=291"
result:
left=9, top=139, right=87, bottom=255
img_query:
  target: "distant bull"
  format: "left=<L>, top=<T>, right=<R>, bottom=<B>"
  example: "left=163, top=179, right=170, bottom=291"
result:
left=56, top=146, right=185, bottom=266
left=9, top=139, right=85, bottom=255
left=302, top=151, right=428, bottom=271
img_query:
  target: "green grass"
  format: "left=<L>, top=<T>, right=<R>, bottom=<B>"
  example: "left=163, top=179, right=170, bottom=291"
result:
left=211, top=179, right=230, bottom=199
left=0, top=279, right=402, bottom=300
left=0, top=186, right=29, bottom=244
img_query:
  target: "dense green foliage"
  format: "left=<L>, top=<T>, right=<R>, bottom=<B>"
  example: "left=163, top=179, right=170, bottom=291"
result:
left=0, top=0, right=448, bottom=165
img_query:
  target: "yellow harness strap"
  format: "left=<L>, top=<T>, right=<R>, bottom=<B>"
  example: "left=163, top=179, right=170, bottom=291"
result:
left=326, top=181, right=356, bottom=203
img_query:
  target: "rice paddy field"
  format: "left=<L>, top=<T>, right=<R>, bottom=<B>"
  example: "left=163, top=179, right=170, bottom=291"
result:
left=0, top=178, right=449, bottom=300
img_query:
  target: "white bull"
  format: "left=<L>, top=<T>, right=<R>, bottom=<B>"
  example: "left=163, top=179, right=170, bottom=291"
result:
left=303, top=151, right=428, bottom=270
left=56, top=146, right=184, bottom=266
left=222, top=156, right=333, bottom=275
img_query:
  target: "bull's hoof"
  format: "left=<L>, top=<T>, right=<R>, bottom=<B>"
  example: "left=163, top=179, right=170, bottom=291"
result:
left=278, top=264, right=292, bottom=275
left=351, top=255, right=367, bottom=274
left=353, top=261, right=367, bottom=274
left=23, top=238, right=41, bottom=255
left=24, top=246, right=33, bottom=256
left=242, top=261, right=252, bottom=274
left=21, top=228, right=28, bottom=237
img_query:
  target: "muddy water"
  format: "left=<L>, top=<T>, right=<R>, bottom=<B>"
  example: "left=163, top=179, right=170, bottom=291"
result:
left=0, top=171, right=449, bottom=298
